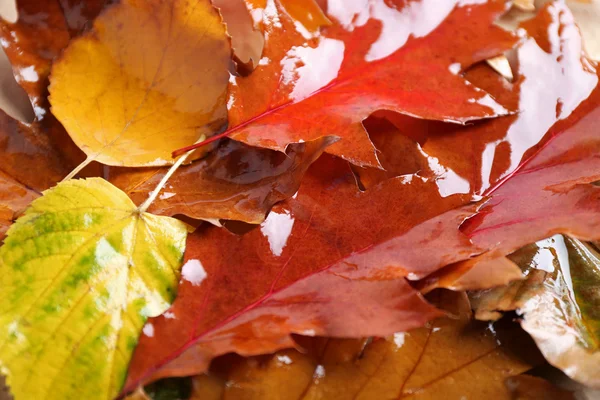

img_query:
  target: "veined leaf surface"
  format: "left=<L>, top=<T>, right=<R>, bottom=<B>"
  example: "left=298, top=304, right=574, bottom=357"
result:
left=0, top=178, right=188, bottom=400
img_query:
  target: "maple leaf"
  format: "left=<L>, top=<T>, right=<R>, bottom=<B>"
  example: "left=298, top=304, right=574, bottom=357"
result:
left=121, top=153, right=482, bottom=391
left=49, top=0, right=231, bottom=168
left=354, top=0, right=598, bottom=198
left=108, top=137, right=335, bottom=224
left=176, top=0, right=517, bottom=167
left=121, top=3, right=600, bottom=391
left=0, top=178, right=188, bottom=400
left=183, top=293, right=540, bottom=400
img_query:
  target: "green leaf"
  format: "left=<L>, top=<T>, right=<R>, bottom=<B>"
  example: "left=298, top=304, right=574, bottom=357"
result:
left=0, top=178, right=188, bottom=400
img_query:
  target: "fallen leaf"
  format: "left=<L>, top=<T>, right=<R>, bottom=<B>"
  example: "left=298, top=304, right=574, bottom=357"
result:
left=212, top=0, right=264, bottom=71
left=355, top=1, right=597, bottom=198
left=0, top=107, right=79, bottom=237
left=0, top=0, right=109, bottom=114
left=417, top=252, right=524, bottom=294
left=109, top=137, right=335, bottom=224
left=177, top=0, right=517, bottom=167
left=49, top=0, right=231, bottom=167
left=506, top=374, right=575, bottom=400
left=0, top=178, right=188, bottom=399
left=122, top=154, right=483, bottom=391
left=471, top=235, right=600, bottom=387
left=486, top=54, right=514, bottom=81
left=189, top=294, right=538, bottom=400
left=520, top=237, right=600, bottom=387
left=453, top=3, right=600, bottom=255
left=470, top=240, right=551, bottom=321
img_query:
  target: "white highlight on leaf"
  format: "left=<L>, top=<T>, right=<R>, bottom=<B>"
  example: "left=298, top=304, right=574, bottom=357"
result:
left=314, top=365, right=326, bottom=379
left=164, top=311, right=176, bottom=319
left=475, top=93, right=508, bottom=115
left=393, top=332, right=406, bottom=347
left=419, top=148, right=470, bottom=197
left=327, top=0, right=457, bottom=61
left=143, top=323, right=154, bottom=337
left=448, top=63, right=461, bottom=75
left=19, top=66, right=39, bottom=82
left=280, top=38, right=345, bottom=102
left=458, top=0, right=487, bottom=6
left=159, top=192, right=175, bottom=200
left=276, top=355, right=293, bottom=365
left=260, top=210, right=295, bottom=257
left=181, top=259, right=207, bottom=286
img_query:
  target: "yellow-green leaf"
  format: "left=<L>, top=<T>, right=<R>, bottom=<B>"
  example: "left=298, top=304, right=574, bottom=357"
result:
left=0, top=178, right=188, bottom=400
left=49, top=0, right=230, bottom=167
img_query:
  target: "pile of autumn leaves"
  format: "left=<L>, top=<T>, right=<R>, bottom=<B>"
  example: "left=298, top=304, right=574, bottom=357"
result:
left=0, top=0, right=599, bottom=399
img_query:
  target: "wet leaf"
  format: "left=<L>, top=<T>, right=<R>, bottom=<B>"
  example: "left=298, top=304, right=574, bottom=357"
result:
left=189, top=296, right=538, bottom=400
left=0, top=178, right=188, bottom=399
left=49, top=0, right=231, bottom=167
left=417, top=252, right=524, bottom=294
left=355, top=1, right=597, bottom=198
left=0, top=0, right=110, bottom=112
left=123, top=154, right=483, bottom=391
left=109, top=137, right=335, bottom=224
left=506, top=375, right=575, bottom=400
left=458, top=3, right=600, bottom=258
left=472, top=235, right=600, bottom=387
left=520, top=237, right=600, bottom=387
left=0, top=108, right=80, bottom=238
left=178, top=0, right=517, bottom=167
left=212, top=0, right=264, bottom=70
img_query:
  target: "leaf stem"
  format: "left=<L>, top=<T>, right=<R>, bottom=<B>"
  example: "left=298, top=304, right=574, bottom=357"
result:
left=138, top=135, right=205, bottom=213
left=62, top=157, right=93, bottom=182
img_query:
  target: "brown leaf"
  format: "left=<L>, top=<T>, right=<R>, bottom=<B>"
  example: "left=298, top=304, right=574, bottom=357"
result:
left=190, top=298, right=538, bottom=399
left=417, top=252, right=524, bottom=294
left=0, top=109, right=78, bottom=237
left=506, top=375, right=575, bottom=400
left=0, top=0, right=110, bottom=111
left=123, top=154, right=482, bottom=392
left=109, top=137, right=335, bottom=223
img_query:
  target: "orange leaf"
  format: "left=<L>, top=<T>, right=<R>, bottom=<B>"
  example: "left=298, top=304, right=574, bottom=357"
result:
left=123, top=154, right=481, bottom=392
left=109, top=137, right=335, bottom=223
left=189, top=297, right=538, bottom=399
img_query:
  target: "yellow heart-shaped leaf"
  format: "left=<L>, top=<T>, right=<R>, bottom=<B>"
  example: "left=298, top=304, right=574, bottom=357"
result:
left=49, top=0, right=230, bottom=167
left=0, top=178, right=188, bottom=400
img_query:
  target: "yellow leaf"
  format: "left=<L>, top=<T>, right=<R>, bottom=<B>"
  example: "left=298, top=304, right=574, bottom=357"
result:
left=49, top=0, right=230, bottom=167
left=0, top=178, right=188, bottom=400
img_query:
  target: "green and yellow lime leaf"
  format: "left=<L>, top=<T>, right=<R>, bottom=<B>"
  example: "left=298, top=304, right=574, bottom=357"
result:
left=0, top=178, right=188, bottom=400
left=49, top=0, right=231, bottom=168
